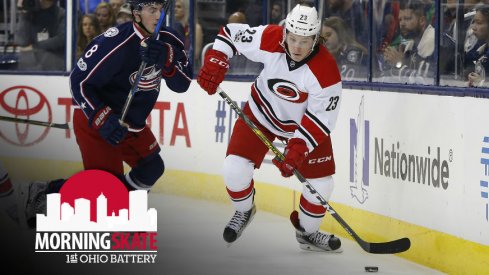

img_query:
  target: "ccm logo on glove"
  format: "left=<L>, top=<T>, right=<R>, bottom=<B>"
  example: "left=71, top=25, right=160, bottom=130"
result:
left=197, top=49, right=229, bottom=95
left=209, top=57, right=229, bottom=68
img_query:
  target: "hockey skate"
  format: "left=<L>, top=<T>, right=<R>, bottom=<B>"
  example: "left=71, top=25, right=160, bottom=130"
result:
left=223, top=204, right=256, bottom=244
left=20, top=181, right=48, bottom=229
left=290, top=210, right=342, bottom=252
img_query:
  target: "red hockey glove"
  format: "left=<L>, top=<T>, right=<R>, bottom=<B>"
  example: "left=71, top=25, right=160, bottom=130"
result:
left=272, top=138, right=309, bottom=177
left=197, top=49, right=229, bottom=95
left=91, top=106, right=128, bottom=146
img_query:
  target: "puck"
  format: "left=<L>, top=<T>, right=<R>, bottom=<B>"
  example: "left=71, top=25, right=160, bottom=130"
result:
left=365, top=266, right=378, bottom=272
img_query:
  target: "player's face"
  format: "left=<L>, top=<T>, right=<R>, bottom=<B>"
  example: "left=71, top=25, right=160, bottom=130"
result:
left=286, top=32, right=314, bottom=62
left=135, top=3, right=164, bottom=34
left=472, top=11, right=489, bottom=41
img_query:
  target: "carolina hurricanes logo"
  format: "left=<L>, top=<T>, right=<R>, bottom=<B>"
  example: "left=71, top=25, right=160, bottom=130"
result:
left=129, top=65, right=162, bottom=91
left=267, top=79, right=308, bottom=103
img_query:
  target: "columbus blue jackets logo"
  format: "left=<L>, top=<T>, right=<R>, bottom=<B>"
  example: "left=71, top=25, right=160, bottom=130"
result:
left=104, top=27, right=119, bottom=37
left=267, top=79, right=307, bottom=103
left=129, top=65, right=162, bottom=91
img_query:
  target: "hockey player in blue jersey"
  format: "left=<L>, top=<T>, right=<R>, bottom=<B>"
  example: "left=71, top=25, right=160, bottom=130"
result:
left=21, top=0, right=192, bottom=228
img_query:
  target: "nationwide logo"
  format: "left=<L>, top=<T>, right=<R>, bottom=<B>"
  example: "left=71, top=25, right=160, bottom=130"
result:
left=34, top=170, right=158, bottom=264
left=480, top=136, right=489, bottom=222
left=349, top=97, right=452, bottom=204
left=349, top=96, right=369, bottom=204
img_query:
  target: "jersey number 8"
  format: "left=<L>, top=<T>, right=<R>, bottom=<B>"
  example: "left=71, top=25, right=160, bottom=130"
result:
left=84, top=45, right=99, bottom=58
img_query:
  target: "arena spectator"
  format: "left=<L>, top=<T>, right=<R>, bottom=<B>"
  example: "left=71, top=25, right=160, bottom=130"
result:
left=15, top=0, right=66, bottom=71
left=95, top=2, right=116, bottom=33
left=116, top=2, right=132, bottom=25
left=76, top=14, right=101, bottom=59
left=321, top=16, right=368, bottom=80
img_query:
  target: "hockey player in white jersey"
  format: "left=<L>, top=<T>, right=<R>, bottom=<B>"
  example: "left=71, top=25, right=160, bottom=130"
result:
left=197, top=4, right=342, bottom=252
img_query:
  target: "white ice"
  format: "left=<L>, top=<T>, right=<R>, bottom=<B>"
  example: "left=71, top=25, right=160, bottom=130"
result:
left=155, top=194, right=442, bottom=275
left=0, top=193, right=445, bottom=275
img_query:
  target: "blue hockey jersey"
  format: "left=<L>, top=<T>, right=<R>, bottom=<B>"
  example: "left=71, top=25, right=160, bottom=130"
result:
left=70, top=22, right=192, bottom=131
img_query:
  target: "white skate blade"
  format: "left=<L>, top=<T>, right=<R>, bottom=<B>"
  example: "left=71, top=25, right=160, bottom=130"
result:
left=299, top=243, right=343, bottom=253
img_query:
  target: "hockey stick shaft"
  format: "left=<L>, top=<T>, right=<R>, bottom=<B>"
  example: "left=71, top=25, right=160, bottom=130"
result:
left=0, top=115, right=70, bottom=130
left=217, top=87, right=410, bottom=254
left=120, top=1, right=171, bottom=123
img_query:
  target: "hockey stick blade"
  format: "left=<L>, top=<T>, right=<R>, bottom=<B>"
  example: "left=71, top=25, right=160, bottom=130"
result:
left=0, top=115, right=70, bottom=130
left=217, top=87, right=411, bottom=254
left=362, top=237, right=411, bottom=254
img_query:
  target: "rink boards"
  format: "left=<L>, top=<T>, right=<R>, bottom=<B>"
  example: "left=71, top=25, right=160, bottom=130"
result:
left=0, top=75, right=488, bottom=274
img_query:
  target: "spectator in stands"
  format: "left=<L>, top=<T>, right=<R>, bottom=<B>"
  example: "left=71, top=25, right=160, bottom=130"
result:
left=382, top=0, right=435, bottom=84
left=173, top=0, right=203, bottom=68
left=321, top=16, right=368, bottom=80
left=95, top=2, right=116, bottom=33
left=467, top=4, right=489, bottom=87
left=243, top=0, right=263, bottom=27
left=76, top=14, right=101, bottom=60
left=109, top=0, right=125, bottom=15
left=374, top=0, right=399, bottom=53
left=270, top=1, right=284, bottom=24
left=228, top=11, right=247, bottom=24
left=224, top=11, right=263, bottom=75
left=325, top=0, right=368, bottom=46
left=15, top=0, right=66, bottom=71
left=116, top=2, right=132, bottom=25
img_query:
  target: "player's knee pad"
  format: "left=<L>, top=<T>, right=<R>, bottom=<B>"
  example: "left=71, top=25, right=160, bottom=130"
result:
left=127, top=153, right=164, bottom=190
left=302, top=175, right=335, bottom=204
left=223, top=154, right=254, bottom=191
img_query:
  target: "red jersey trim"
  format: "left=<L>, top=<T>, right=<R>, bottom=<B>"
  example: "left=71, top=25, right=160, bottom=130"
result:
left=306, top=45, right=341, bottom=88
left=260, top=25, right=286, bottom=53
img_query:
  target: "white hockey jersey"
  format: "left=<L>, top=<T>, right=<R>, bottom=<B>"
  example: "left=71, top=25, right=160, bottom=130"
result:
left=213, top=24, right=342, bottom=151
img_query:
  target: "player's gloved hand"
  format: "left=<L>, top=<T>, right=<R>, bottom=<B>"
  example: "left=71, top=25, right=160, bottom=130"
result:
left=197, top=49, right=229, bottom=95
left=91, top=106, right=128, bottom=146
left=272, top=138, right=309, bottom=177
left=140, top=38, right=175, bottom=72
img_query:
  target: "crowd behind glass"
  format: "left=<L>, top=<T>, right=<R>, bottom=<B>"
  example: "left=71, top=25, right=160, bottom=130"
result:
left=1, top=0, right=489, bottom=89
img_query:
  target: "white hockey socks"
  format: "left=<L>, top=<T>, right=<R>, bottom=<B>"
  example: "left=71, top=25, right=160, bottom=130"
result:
left=223, top=155, right=255, bottom=212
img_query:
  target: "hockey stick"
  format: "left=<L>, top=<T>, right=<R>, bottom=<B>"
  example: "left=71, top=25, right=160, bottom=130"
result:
left=0, top=115, right=70, bottom=130
left=217, top=87, right=411, bottom=254
left=120, top=0, right=171, bottom=123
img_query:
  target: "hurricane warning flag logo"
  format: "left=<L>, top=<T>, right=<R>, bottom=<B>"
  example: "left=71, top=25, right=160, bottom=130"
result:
left=34, top=170, right=158, bottom=264
left=267, top=79, right=308, bottom=103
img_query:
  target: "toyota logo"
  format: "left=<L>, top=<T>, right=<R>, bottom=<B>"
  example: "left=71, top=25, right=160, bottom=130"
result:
left=0, top=86, right=52, bottom=146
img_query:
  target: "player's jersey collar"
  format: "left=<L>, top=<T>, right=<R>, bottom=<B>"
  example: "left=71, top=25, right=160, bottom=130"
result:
left=285, top=45, right=319, bottom=71
left=133, top=22, right=150, bottom=40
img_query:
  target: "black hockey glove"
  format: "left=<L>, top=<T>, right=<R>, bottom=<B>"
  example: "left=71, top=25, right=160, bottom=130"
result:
left=91, top=106, right=128, bottom=146
left=140, top=38, right=176, bottom=72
